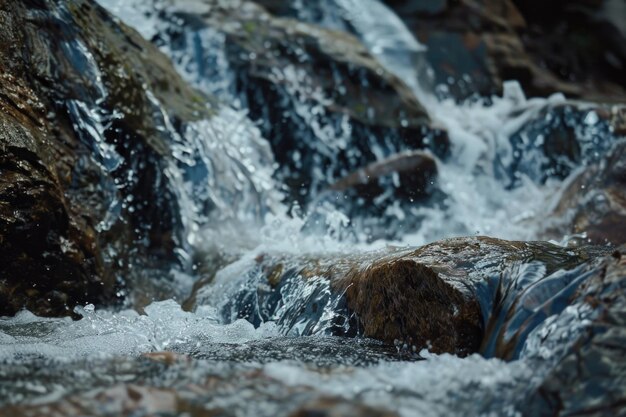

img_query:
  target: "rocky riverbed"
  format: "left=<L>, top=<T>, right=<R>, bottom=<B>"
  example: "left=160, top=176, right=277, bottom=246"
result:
left=1, top=0, right=625, bottom=416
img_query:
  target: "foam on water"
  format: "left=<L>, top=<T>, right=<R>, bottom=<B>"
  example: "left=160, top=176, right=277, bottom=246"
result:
left=0, top=300, right=279, bottom=362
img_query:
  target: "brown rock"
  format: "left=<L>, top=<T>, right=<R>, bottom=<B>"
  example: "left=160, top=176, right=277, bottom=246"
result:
left=328, top=150, right=437, bottom=201
left=190, top=236, right=592, bottom=356
left=339, top=259, right=482, bottom=355
left=0, top=0, right=212, bottom=316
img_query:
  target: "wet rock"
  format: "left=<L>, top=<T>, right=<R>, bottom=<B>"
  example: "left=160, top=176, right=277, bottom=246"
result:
left=524, top=245, right=626, bottom=416
left=328, top=150, right=438, bottom=202
left=0, top=0, right=215, bottom=316
left=142, top=0, right=448, bottom=206
left=383, top=0, right=626, bottom=101
left=339, top=259, right=483, bottom=355
left=189, top=236, right=596, bottom=356
left=305, top=150, right=440, bottom=241
left=0, top=87, right=110, bottom=316
left=507, top=104, right=619, bottom=187
left=545, top=139, right=626, bottom=245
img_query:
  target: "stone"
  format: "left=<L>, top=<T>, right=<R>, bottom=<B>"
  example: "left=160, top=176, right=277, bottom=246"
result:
left=339, top=259, right=483, bottom=355
left=0, top=0, right=212, bottom=316
left=507, top=104, right=620, bottom=187
left=524, top=245, right=626, bottom=415
left=383, top=0, right=626, bottom=101
left=545, top=140, right=626, bottom=246
left=328, top=150, right=438, bottom=201
left=189, top=236, right=598, bottom=356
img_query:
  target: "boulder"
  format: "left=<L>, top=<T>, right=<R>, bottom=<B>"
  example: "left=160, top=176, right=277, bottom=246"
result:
left=382, top=0, right=626, bottom=101
left=189, top=236, right=600, bottom=356
left=524, top=245, right=626, bottom=415
left=507, top=103, right=620, bottom=187
left=544, top=139, right=626, bottom=246
left=304, top=150, right=440, bottom=241
left=327, top=150, right=438, bottom=201
left=0, top=0, right=237, bottom=315
left=0, top=74, right=112, bottom=316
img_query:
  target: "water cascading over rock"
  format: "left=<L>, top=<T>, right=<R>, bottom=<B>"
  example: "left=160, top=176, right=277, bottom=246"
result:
left=1, top=0, right=626, bottom=416
left=0, top=0, right=279, bottom=315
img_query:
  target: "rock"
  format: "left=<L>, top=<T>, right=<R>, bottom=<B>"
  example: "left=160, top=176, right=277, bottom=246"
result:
left=189, top=236, right=598, bottom=356
left=507, top=104, right=619, bottom=187
left=303, top=150, right=440, bottom=241
left=328, top=150, right=438, bottom=201
left=0, top=0, right=262, bottom=315
left=512, top=0, right=626, bottom=101
left=338, top=258, right=483, bottom=355
left=544, top=139, right=626, bottom=246
left=0, top=76, right=111, bottom=316
left=143, top=0, right=448, bottom=206
left=524, top=245, right=626, bottom=415
left=382, top=0, right=626, bottom=101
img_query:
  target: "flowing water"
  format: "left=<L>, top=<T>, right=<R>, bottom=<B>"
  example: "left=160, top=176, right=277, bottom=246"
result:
left=0, top=0, right=622, bottom=416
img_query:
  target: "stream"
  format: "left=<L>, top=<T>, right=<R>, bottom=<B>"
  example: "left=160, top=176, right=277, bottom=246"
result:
left=0, top=0, right=624, bottom=416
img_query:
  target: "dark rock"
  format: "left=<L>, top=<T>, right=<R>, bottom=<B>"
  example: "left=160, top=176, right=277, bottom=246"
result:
left=383, top=0, right=626, bottom=101
left=328, top=150, right=438, bottom=201
left=507, top=104, right=618, bottom=187
left=512, top=0, right=626, bottom=100
left=303, top=150, right=440, bottom=241
left=524, top=244, right=626, bottom=416
left=0, top=0, right=213, bottom=316
left=545, top=139, right=626, bottom=246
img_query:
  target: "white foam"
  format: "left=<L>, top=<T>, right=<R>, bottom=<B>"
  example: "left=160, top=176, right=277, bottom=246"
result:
left=0, top=300, right=280, bottom=361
